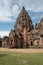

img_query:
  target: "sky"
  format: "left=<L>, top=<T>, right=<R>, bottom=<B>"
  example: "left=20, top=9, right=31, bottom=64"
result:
left=0, top=0, right=43, bottom=37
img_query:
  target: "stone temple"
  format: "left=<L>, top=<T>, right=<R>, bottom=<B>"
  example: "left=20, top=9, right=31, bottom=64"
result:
left=1, top=7, right=43, bottom=48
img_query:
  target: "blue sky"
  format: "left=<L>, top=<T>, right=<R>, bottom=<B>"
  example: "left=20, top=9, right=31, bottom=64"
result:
left=0, top=0, right=43, bottom=37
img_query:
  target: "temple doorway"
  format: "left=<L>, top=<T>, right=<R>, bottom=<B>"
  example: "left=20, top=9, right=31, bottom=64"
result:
left=0, top=41, right=2, bottom=47
left=30, top=41, right=33, bottom=46
left=40, top=35, right=43, bottom=44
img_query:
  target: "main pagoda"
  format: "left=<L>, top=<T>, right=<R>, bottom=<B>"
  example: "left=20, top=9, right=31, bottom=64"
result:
left=8, top=7, right=34, bottom=48
left=2, top=7, right=34, bottom=48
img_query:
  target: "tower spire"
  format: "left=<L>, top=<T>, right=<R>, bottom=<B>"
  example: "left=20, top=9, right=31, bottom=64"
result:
left=22, top=6, right=25, bottom=10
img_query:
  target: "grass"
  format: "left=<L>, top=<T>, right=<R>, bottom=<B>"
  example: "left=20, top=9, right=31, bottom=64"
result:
left=0, top=51, right=43, bottom=65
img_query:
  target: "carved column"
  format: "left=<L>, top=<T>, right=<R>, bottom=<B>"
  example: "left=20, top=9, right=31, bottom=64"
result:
left=23, top=26, right=27, bottom=48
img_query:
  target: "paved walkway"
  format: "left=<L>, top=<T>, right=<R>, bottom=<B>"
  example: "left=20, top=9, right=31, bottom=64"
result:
left=0, top=48, right=43, bottom=53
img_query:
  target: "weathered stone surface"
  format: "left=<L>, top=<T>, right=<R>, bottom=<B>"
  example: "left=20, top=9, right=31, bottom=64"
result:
left=2, top=7, right=43, bottom=48
left=2, top=36, right=8, bottom=47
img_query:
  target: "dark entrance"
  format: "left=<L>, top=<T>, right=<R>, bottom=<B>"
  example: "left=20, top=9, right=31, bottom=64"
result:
left=0, top=41, right=2, bottom=47
left=41, top=35, right=43, bottom=44
left=41, top=35, right=43, bottom=37
left=31, top=41, right=33, bottom=46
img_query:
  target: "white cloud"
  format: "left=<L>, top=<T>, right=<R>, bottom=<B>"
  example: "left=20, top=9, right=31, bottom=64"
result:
left=0, top=31, right=10, bottom=38
left=32, top=16, right=38, bottom=20
left=0, top=0, right=43, bottom=22
left=12, top=5, right=20, bottom=19
left=0, top=0, right=12, bottom=22
left=0, top=0, right=20, bottom=22
left=18, top=0, right=43, bottom=12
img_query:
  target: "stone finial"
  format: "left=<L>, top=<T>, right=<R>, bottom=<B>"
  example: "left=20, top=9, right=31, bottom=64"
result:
left=22, top=6, right=25, bottom=10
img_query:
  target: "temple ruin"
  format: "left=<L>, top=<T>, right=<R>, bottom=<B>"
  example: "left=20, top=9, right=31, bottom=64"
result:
left=1, top=7, right=43, bottom=48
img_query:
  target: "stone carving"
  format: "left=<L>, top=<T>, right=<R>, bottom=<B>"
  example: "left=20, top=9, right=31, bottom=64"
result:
left=1, top=7, right=43, bottom=48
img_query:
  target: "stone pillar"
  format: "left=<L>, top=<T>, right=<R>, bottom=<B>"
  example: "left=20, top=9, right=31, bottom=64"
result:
left=34, top=40, right=37, bottom=46
left=23, top=27, right=27, bottom=48
left=17, top=36, right=20, bottom=48
left=40, top=37, right=43, bottom=46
